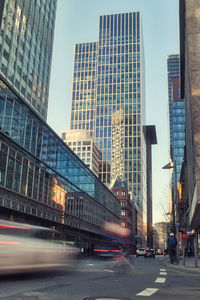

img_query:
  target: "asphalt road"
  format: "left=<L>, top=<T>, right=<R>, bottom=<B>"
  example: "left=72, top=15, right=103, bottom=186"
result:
left=0, top=256, right=200, bottom=300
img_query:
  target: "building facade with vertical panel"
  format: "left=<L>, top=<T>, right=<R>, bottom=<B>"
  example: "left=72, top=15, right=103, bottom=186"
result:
left=143, top=125, right=157, bottom=249
left=0, top=0, right=57, bottom=120
left=70, top=42, right=98, bottom=137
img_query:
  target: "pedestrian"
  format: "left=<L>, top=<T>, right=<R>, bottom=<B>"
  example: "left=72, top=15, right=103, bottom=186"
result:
left=167, top=232, right=177, bottom=264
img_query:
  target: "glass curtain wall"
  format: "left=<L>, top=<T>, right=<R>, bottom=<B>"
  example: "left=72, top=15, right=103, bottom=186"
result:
left=70, top=42, right=98, bottom=138
left=96, top=12, right=145, bottom=210
left=0, top=0, right=57, bottom=120
left=0, top=76, right=120, bottom=219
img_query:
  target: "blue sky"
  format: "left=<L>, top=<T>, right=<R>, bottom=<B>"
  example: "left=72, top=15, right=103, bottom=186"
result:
left=47, top=0, right=180, bottom=224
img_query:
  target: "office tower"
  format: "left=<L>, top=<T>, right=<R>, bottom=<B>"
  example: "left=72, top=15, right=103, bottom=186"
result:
left=0, top=0, right=57, bottom=120
left=167, top=55, right=185, bottom=182
left=71, top=12, right=145, bottom=202
left=61, top=129, right=101, bottom=177
left=70, top=42, right=98, bottom=137
left=96, top=12, right=145, bottom=198
left=70, top=12, right=146, bottom=246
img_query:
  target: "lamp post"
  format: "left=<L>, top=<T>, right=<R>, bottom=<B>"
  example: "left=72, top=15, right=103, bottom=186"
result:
left=162, top=161, right=179, bottom=263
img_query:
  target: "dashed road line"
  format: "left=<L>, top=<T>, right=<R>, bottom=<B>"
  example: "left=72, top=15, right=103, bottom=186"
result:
left=155, top=277, right=166, bottom=283
left=136, top=288, right=159, bottom=296
left=160, top=268, right=166, bottom=271
left=160, top=271, right=167, bottom=275
left=104, top=269, right=114, bottom=272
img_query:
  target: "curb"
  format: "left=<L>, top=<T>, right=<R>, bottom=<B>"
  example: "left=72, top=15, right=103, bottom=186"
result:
left=164, top=261, right=200, bottom=274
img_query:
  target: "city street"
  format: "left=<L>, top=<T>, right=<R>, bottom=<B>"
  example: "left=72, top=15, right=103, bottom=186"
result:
left=0, top=256, right=200, bottom=300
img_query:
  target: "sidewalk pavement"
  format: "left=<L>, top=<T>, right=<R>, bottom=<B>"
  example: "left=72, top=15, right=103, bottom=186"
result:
left=164, top=255, right=200, bottom=274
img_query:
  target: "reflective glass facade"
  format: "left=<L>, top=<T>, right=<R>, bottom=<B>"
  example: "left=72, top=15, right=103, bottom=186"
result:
left=96, top=12, right=145, bottom=203
left=167, top=55, right=185, bottom=182
left=0, top=76, right=120, bottom=233
left=0, top=0, right=57, bottom=120
left=172, top=101, right=185, bottom=181
left=70, top=13, right=146, bottom=210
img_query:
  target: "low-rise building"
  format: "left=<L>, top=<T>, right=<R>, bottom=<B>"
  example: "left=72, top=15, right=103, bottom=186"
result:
left=110, top=176, right=132, bottom=235
left=61, top=129, right=100, bottom=177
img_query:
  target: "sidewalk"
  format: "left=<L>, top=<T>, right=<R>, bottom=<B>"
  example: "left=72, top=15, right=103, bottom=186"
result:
left=164, top=256, right=200, bottom=274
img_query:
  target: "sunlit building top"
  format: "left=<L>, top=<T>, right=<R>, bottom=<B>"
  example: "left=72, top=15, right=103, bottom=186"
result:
left=61, top=129, right=101, bottom=177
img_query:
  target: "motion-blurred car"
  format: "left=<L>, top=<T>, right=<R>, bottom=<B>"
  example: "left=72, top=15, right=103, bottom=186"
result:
left=93, top=245, right=122, bottom=258
left=144, top=249, right=155, bottom=258
left=136, top=248, right=146, bottom=257
left=0, top=219, right=78, bottom=274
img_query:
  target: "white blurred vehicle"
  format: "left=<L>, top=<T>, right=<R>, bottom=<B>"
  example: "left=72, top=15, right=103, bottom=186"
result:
left=0, top=219, right=78, bottom=274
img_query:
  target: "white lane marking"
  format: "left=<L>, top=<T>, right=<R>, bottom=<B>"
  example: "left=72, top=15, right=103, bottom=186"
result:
left=160, top=268, right=166, bottom=271
left=104, top=269, right=114, bottom=272
left=160, top=271, right=167, bottom=275
left=155, top=277, right=166, bottom=283
left=136, top=288, right=159, bottom=296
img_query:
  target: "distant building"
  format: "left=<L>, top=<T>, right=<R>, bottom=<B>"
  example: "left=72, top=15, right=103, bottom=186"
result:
left=61, top=129, right=101, bottom=177
left=0, top=0, right=57, bottom=120
left=153, top=222, right=168, bottom=250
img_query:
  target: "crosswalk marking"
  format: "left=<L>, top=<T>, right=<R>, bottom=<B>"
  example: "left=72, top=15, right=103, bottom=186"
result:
left=160, top=268, right=166, bottom=271
left=136, top=288, right=159, bottom=296
left=160, top=271, right=167, bottom=275
left=155, top=277, right=166, bottom=283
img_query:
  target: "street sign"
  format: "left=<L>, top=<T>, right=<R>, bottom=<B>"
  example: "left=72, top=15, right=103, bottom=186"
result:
left=175, top=222, right=180, bottom=227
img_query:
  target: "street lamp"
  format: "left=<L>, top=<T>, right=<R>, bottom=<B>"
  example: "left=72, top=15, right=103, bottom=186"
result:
left=162, top=161, right=179, bottom=263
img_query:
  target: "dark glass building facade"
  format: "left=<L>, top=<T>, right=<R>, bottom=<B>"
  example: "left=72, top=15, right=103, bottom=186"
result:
left=0, top=75, right=120, bottom=237
left=167, top=55, right=185, bottom=183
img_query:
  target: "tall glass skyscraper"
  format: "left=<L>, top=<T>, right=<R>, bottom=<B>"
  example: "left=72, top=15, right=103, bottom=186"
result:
left=70, top=12, right=146, bottom=244
left=70, top=12, right=146, bottom=203
left=0, top=0, right=57, bottom=120
left=70, top=42, right=98, bottom=137
left=167, top=55, right=185, bottom=183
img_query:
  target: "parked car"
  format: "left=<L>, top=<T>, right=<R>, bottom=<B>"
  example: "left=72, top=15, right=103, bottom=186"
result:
left=144, top=249, right=155, bottom=258
left=136, top=248, right=146, bottom=257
